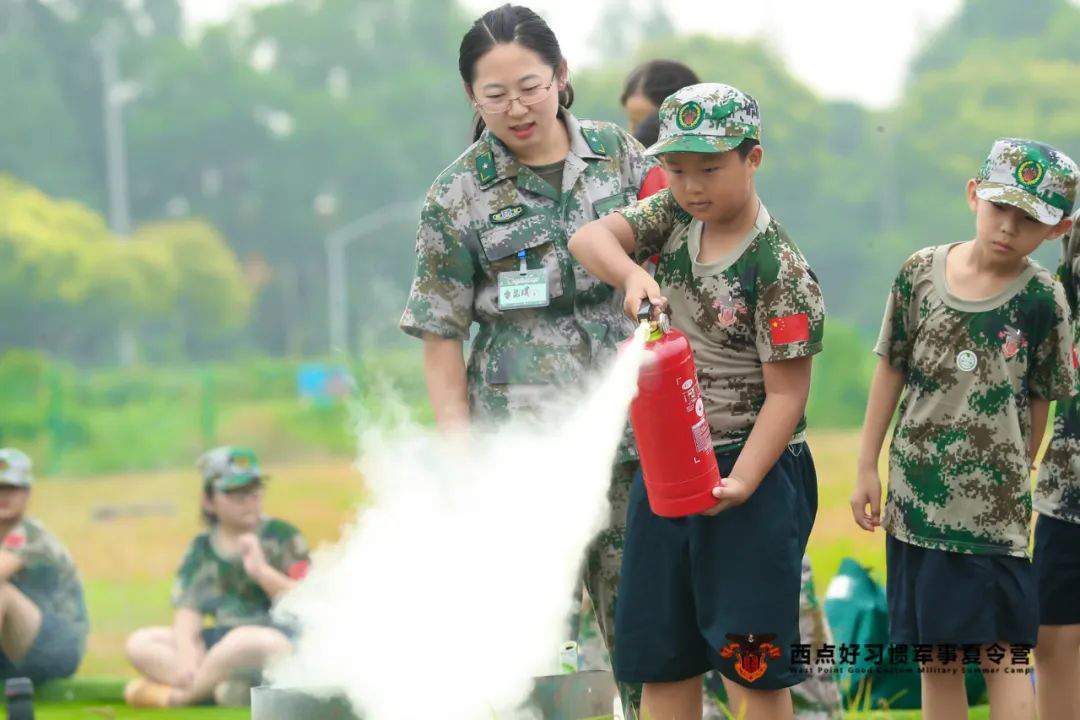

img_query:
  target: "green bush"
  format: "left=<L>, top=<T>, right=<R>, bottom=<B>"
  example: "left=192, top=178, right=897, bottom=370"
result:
left=0, top=349, right=437, bottom=475
left=0, top=334, right=868, bottom=476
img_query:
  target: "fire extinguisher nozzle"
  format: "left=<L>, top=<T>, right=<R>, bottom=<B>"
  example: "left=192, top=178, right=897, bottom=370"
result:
left=636, top=300, right=653, bottom=323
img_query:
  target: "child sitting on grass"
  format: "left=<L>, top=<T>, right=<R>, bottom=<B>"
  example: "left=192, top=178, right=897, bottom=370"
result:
left=0, top=448, right=88, bottom=685
left=124, top=446, right=310, bottom=707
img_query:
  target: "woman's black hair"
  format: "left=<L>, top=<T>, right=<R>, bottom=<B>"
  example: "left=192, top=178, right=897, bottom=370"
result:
left=459, top=4, right=574, bottom=142
left=621, top=59, right=700, bottom=108
left=632, top=113, right=661, bottom=147
left=201, top=484, right=218, bottom=526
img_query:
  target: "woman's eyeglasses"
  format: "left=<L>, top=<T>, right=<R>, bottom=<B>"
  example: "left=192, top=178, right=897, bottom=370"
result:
left=473, top=71, right=559, bottom=114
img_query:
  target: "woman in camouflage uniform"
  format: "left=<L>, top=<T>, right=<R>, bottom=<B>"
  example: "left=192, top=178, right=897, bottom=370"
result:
left=124, top=447, right=310, bottom=708
left=399, top=4, right=652, bottom=712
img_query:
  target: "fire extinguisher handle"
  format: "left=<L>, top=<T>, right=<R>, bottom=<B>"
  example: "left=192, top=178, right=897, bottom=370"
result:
left=637, top=299, right=653, bottom=323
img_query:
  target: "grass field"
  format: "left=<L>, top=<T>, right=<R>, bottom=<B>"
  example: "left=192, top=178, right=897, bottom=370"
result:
left=19, top=429, right=991, bottom=718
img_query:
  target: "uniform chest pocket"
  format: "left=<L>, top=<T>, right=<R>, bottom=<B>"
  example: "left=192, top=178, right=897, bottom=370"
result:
left=478, top=217, right=565, bottom=300
left=592, top=188, right=637, bottom=217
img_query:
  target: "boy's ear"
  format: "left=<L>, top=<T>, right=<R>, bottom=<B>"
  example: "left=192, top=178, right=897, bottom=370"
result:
left=747, top=144, right=764, bottom=170
left=966, top=179, right=979, bottom=212
left=1048, top=216, right=1073, bottom=240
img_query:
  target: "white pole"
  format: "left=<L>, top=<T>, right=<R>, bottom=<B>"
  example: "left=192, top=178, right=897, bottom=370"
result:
left=325, top=199, right=422, bottom=354
left=99, top=27, right=132, bottom=236
left=97, top=24, right=136, bottom=365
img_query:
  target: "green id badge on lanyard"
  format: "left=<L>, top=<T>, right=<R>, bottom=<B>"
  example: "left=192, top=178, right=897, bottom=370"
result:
left=497, top=250, right=550, bottom=310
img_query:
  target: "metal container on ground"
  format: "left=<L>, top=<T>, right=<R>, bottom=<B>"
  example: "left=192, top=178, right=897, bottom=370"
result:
left=251, top=670, right=618, bottom=719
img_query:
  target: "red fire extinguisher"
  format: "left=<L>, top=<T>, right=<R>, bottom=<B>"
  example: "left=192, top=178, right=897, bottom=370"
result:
left=625, top=303, right=721, bottom=517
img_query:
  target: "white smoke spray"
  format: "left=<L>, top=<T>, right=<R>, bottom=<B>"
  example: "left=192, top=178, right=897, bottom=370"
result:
left=269, top=326, right=648, bottom=719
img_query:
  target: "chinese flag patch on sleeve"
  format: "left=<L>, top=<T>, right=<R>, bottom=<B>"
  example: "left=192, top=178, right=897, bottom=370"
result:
left=768, top=313, right=810, bottom=346
left=1073, top=345, right=1078, bottom=370
left=3, top=530, right=26, bottom=551
left=287, top=560, right=311, bottom=580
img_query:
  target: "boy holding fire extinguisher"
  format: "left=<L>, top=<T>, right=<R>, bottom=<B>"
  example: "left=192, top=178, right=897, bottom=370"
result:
left=569, top=83, right=824, bottom=720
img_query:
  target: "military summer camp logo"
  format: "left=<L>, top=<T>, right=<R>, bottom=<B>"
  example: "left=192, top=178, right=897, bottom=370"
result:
left=1015, top=159, right=1045, bottom=188
left=721, top=633, right=782, bottom=683
left=713, top=291, right=748, bottom=328
left=999, top=326, right=1027, bottom=359
left=675, top=101, right=704, bottom=131
left=230, top=452, right=254, bottom=472
left=788, top=642, right=1034, bottom=678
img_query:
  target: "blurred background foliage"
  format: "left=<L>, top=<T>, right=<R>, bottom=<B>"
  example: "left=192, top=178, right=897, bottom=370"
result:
left=2, top=0, right=1079, bottom=471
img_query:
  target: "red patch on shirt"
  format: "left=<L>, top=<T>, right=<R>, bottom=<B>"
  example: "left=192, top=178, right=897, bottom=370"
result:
left=1073, top=345, right=1079, bottom=370
left=768, top=313, right=810, bottom=346
left=3, top=531, right=26, bottom=550
left=287, top=560, right=310, bottom=580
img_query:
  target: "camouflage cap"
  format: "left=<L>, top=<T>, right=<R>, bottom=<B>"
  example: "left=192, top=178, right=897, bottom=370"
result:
left=976, top=138, right=1078, bottom=224
left=0, top=448, right=32, bottom=488
left=197, top=446, right=263, bottom=492
left=646, top=83, right=761, bottom=157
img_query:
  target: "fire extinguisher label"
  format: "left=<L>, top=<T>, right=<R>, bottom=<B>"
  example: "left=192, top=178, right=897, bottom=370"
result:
left=691, top=417, right=711, bottom=453
left=680, top=378, right=698, bottom=410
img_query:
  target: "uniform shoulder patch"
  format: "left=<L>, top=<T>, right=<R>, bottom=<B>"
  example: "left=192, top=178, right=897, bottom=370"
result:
left=475, top=150, right=497, bottom=185
left=489, top=205, right=525, bottom=224
left=581, top=127, right=608, bottom=156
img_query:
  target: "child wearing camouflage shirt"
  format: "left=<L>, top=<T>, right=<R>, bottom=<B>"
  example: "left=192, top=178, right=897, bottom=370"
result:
left=0, top=448, right=88, bottom=683
left=853, top=139, right=1077, bottom=719
left=1032, top=211, right=1080, bottom=719
left=124, top=446, right=310, bottom=708
left=571, top=83, right=824, bottom=720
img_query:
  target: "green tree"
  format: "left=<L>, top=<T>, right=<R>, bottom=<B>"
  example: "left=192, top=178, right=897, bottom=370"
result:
left=0, top=175, right=251, bottom=361
left=909, top=0, right=1080, bottom=78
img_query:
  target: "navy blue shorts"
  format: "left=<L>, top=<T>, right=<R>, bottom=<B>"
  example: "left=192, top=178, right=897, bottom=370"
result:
left=201, top=623, right=296, bottom=651
left=0, top=612, right=83, bottom=683
left=885, top=535, right=1037, bottom=646
left=1034, top=513, right=1080, bottom=626
left=614, top=443, right=817, bottom=690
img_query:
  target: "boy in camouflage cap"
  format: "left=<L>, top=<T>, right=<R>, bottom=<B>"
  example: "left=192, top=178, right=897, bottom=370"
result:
left=0, top=448, right=87, bottom=683
left=1032, top=208, right=1080, bottom=719
left=853, top=138, right=1077, bottom=718
left=125, top=446, right=310, bottom=707
left=570, top=83, right=825, bottom=719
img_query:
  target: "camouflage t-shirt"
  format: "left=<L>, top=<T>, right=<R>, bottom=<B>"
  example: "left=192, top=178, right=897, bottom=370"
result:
left=1035, top=218, right=1080, bottom=524
left=2, top=517, right=88, bottom=644
left=171, top=517, right=310, bottom=627
left=400, top=111, right=653, bottom=461
left=620, top=189, right=825, bottom=451
left=877, top=244, right=1075, bottom=557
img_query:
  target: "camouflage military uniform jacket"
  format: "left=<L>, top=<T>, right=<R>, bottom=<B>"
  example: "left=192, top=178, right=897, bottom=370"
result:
left=877, top=245, right=1075, bottom=557
left=400, top=111, right=653, bottom=461
left=620, top=190, right=825, bottom=452
left=171, top=517, right=310, bottom=627
left=2, top=517, right=88, bottom=646
left=1036, top=218, right=1080, bottom=524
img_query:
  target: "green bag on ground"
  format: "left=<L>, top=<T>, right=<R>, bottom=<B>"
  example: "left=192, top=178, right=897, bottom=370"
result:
left=823, top=558, right=987, bottom=710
